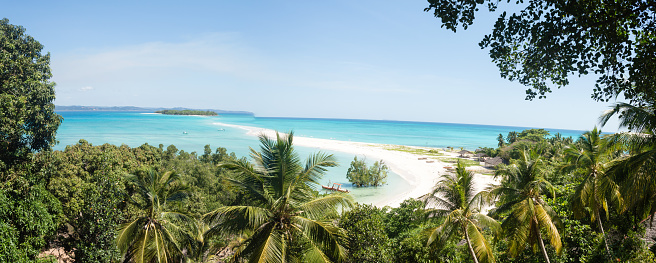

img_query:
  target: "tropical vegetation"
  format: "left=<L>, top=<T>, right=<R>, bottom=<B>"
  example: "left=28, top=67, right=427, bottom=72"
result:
left=491, top=150, right=562, bottom=263
left=424, top=160, right=499, bottom=263
left=3, top=10, right=656, bottom=263
left=117, top=169, right=196, bottom=263
left=345, top=156, right=389, bottom=187
left=204, top=132, right=353, bottom=262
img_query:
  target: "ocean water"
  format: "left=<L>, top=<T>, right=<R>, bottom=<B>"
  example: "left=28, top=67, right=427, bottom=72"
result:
left=54, top=111, right=586, bottom=205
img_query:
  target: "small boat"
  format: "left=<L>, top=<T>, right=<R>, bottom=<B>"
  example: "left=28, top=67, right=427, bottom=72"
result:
left=183, top=131, right=188, bottom=134
left=218, top=128, right=225, bottom=131
left=321, top=183, right=349, bottom=193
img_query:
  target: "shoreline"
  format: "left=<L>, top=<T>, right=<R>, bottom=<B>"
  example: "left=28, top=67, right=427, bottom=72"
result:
left=214, top=122, right=498, bottom=207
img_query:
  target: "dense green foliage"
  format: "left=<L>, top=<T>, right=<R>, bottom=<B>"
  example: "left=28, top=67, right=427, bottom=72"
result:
left=492, top=150, right=562, bottom=262
left=339, top=204, right=394, bottom=262
left=0, top=139, right=240, bottom=262
left=117, top=169, right=196, bottom=263
left=204, top=132, right=353, bottom=263
left=345, top=156, right=389, bottom=187
left=3, top=125, right=655, bottom=263
left=339, top=126, right=656, bottom=263
left=155, top=110, right=218, bottom=116
left=424, top=0, right=656, bottom=105
left=3, top=18, right=656, bottom=263
left=424, top=160, right=499, bottom=263
left=0, top=18, right=62, bottom=165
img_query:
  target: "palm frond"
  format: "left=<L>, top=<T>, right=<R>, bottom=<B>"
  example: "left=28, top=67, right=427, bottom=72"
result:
left=293, top=216, right=348, bottom=263
left=204, top=205, right=272, bottom=234
left=302, top=152, right=338, bottom=185
left=286, top=152, right=338, bottom=203
left=467, top=223, right=496, bottom=263
left=232, top=222, right=283, bottom=263
left=297, top=193, right=354, bottom=220
left=535, top=203, right=562, bottom=254
left=599, top=102, right=656, bottom=132
left=425, top=221, right=457, bottom=248
left=221, top=159, right=270, bottom=204
left=471, top=213, right=501, bottom=235
left=424, top=207, right=452, bottom=220
left=503, top=199, right=533, bottom=257
left=117, top=217, right=149, bottom=254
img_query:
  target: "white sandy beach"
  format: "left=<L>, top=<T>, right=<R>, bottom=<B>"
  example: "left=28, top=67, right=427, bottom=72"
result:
left=215, top=122, right=498, bottom=208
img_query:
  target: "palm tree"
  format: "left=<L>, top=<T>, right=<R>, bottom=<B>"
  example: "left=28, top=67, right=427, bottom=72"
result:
left=204, top=131, right=354, bottom=263
left=117, top=169, right=197, bottom=263
left=490, top=150, right=561, bottom=263
left=506, top=131, right=518, bottom=144
left=599, top=102, right=656, bottom=223
left=545, top=133, right=567, bottom=162
left=424, top=160, right=500, bottom=263
left=561, top=127, right=622, bottom=254
left=498, top=134, right=505, bottom=148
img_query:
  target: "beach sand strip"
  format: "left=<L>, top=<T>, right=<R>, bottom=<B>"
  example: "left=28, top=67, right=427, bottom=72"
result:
left=214, top=122, right=498, bottom=207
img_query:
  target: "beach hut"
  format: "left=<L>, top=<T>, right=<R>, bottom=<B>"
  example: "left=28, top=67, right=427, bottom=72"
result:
left=458, top=150, right=472, bottom=158
left=485, top=157, right=503, bottom=168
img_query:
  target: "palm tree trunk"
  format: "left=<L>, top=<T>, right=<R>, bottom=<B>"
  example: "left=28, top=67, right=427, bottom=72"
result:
left=535, top=218, right=551, bottom=263
left=596, top=210, right=611, bottom=256
left=464, top=227, right=480, bottom=263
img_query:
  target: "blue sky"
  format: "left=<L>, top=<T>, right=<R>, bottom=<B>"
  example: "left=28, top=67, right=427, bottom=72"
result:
left=5, top=0, right=622, bottom=131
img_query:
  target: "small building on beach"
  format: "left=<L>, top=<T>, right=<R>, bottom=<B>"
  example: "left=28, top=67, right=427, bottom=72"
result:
left=458, top=150, right=472, bottom=157
left=485, top=157, right=504, bottom=167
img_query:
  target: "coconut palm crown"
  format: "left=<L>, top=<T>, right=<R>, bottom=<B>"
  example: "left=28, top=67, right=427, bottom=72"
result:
left=561, top=127, right=622, bottom=254
left=424, top=160, right=500, bottom=263
left=490, top=150, right=562, bottom=263
left=204, top=131, right=353, bottom=263
left=600, top=102, right=656, bottom=223
left=117, top=169, right=197, bottom=263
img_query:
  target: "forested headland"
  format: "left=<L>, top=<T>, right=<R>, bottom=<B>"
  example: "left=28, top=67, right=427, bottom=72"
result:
left=155, top=110, right=219, bottom=116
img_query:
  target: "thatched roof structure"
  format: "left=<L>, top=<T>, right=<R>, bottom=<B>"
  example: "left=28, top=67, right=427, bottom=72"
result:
left=458, top=150, right=472, bottom=157
left=485, top=157, right=503, bottom=167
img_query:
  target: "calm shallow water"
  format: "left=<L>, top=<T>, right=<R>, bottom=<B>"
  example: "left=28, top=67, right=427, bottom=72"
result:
left=54, top=111, right=585, bottom=205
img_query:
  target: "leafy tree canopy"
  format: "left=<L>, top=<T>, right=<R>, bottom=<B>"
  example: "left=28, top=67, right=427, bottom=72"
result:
left=424, top=0, right=656, bottom=105
left=346, top=157, right=389, bottom=187
left=339, top=204, right=394, bottom=263
left=517, top=129, right=550, bottom=142
left=0, top=18, right=61, bottom=165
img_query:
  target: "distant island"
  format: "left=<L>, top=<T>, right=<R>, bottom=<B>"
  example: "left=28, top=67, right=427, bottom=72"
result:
left=155, top=109, right=218, bottom=116
left=55, top=105, right=254, bottom=115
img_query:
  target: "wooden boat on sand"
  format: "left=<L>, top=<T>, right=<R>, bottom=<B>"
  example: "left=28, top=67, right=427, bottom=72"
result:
left=322, top=183, right=349, bottom=193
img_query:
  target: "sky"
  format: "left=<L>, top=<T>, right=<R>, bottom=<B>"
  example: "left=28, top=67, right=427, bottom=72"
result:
left=4, top=0, right=623, bottom=131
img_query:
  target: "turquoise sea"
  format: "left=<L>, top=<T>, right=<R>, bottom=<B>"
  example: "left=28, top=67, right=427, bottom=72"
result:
left=54, top=111, right=586, bottom=205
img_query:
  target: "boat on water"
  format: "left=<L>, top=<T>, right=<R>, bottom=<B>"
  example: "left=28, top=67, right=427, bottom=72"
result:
left=321, top=183, right=349, bottom=193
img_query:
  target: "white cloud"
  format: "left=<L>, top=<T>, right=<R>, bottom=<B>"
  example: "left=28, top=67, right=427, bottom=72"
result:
left=79, top=86, right=94, bottom=91
left=51, top=33, right=266, bottom=84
